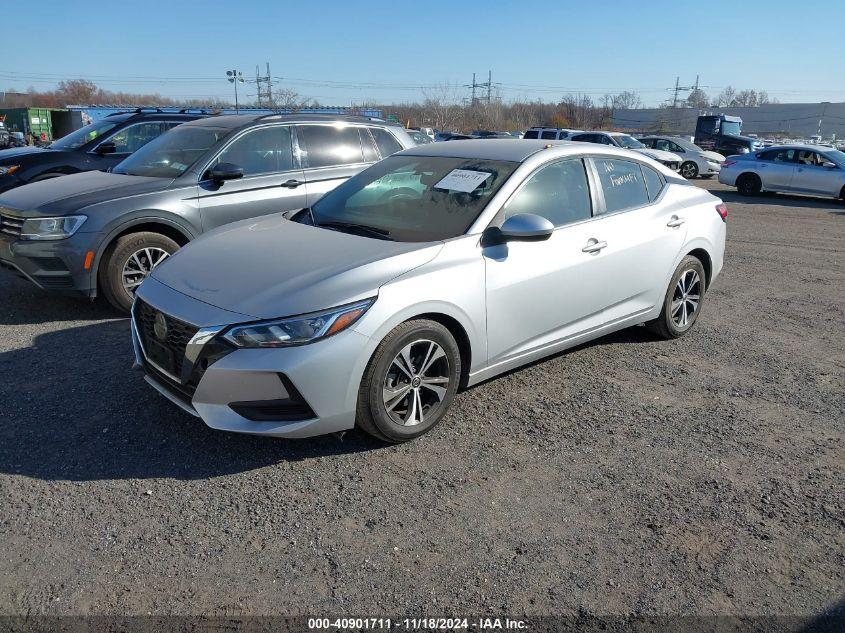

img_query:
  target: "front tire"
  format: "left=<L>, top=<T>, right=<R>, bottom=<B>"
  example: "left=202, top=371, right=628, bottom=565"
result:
left=736, top=173, right=762, bottom=196
left=680, top=161, right=699, bottom=179
left=646, top=256, right=707, bottom=340
left=98, top=232, right=179, bottom=312
left=357, top=319, right=461, bottom=443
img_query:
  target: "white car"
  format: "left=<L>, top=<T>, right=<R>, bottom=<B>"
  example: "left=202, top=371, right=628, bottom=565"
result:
left=569, top=131, right=681, bottom=172
left=719, top=144, right=845, bottom=199
left=132, top=140, right=727, bottom=441
left=639, top=136, right=725, bottom=179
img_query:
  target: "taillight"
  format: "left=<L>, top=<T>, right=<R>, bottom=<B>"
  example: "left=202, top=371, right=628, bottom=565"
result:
left=721, top=160, right=736, bottom=168
left=716, top=203, right=728, bottom=222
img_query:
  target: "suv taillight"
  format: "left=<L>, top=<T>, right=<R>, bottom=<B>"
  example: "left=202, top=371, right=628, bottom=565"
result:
left=716, top=203, right=728, bottom=222
left=721, top=159, right=736, bottom=168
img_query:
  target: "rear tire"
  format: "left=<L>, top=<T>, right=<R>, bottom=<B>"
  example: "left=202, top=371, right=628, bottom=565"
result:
left=680, top=161, right=699, bottom=179
left=356, top=319, right=461, bottom=443
left=98, top=232, right=179, bottom=313
left=646, top=255, right=707, bottom=340
left=736, top=173, right=762, bottom=196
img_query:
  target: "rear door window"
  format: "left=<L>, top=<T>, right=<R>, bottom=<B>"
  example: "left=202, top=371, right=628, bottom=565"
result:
left=297, top=124, right=364, bottom=168
left=540, top=130, right=557, bottom=140
left=369, top=127, right=403, bottom=158
left=593, top=158, right=650, bottom=213
left=523, top=130, right=539, bottom=139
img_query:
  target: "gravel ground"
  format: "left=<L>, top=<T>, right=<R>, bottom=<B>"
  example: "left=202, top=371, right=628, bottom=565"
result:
left=0, top=181, right=843, bottom=622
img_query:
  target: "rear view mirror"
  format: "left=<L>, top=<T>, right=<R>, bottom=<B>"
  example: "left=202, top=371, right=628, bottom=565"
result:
left=96, top=141, right=117, bottom=155
left=210, top=162, right=244, bottom=183
left=484, top=213, right=554, bottom=246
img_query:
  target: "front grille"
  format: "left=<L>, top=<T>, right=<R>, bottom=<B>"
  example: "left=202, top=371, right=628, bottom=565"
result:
left=134, top=298, right=199, bottom=384
left=0, top=213, right=23, bottom=238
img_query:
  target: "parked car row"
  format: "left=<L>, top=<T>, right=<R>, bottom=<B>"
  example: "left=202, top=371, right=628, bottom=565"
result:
left=1, top=112, right=727, bottom=443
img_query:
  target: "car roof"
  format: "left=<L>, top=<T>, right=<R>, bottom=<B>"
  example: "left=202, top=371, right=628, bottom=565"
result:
left=398, top=138, right=624, bottom=162
left=104, top=110, right=204, bottom=122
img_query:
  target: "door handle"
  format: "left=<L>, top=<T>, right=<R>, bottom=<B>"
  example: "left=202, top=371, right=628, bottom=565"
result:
left=581, top=239, right=607, bottom=254
left=666, top=215, right=686, bottom=228
left=281, top=179, right=303, bottom=188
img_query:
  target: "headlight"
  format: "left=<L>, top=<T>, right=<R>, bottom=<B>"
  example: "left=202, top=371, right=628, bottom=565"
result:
left=222, top=298, right=374, bottom=348
left=20, top=215, right=87, bottom=240
left=0, top=165, right=20, bottom=176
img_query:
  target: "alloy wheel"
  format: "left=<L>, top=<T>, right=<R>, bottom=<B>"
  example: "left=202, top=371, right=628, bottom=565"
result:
left=681, top=162, right=698, bottom=178
left=671, top=269, right=701, bottom=328
left=121, top=247, right=169, bottom=294
left=382, top=339, right=451, bottom=426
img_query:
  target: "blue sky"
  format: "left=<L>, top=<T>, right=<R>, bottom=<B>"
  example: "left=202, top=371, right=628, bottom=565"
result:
left=2, top=0, right=842, bottom=106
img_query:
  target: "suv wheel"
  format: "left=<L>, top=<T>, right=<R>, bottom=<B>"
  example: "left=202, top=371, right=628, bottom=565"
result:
left=646, top=255, right=707, bottom=339
left=680, top=161, right=699, bottom=179
left=357, top=319, right=461, bottom=443
left=736, top=173, right=762, bottom=196
left=99, top=232, right=179, bottom=312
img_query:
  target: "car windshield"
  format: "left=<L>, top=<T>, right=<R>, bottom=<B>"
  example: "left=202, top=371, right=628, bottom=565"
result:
left=671, top=137, right=703, bottom=152
left=308, top=155, right=520, bottom=242
left=615, top=135, right=646, bottom=149
left=49, top=120, right=119, bottom=150
left=721, top=121, right=742, bottom=136
left=113, top=125, right=231, bottom=178
left=825, top=150, right=845, bottom=166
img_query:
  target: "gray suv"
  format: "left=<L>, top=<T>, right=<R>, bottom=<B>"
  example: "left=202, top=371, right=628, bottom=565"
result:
left=0, top=114, right=413, bottom=311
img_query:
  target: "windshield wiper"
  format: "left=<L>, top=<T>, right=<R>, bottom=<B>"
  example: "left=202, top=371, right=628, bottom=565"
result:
left=316, top=221, right=393, bottom=241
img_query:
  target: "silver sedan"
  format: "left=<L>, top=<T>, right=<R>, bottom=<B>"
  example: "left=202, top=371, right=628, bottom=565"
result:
left=719, top=144, right=845, bottom=199
left=132, top=140, right=727, bottom=442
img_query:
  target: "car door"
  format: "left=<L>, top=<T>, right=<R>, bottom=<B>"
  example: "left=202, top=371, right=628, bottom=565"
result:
left=197, top=124, right=306, bottom=231
left=483, top=158, right=620, bottom=366
left=586, top=157, right=689, bottom=322
left=295, top=124, right=371, bottom=206
left=756, top=148, right=797, bottom=190
left=792, top=150, right=842, bottom=195
left=90, top=121, right=167, bottom=170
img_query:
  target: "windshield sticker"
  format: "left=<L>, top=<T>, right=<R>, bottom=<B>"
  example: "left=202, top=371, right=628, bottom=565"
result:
left=434, top=169, right=491, bottom=193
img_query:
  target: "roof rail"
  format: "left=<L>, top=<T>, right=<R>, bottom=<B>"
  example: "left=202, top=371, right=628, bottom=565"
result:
left=105, top=107, right=164, bottom=117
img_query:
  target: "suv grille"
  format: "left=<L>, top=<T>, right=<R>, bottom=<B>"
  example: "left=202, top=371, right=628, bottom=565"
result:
left=0, top=213, right=23, bottom=238
left=134, top=299, right=198, bottom=384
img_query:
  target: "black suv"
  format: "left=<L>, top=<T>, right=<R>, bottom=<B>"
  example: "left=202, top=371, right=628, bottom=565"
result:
left=0, top=108, right=205, bottom=193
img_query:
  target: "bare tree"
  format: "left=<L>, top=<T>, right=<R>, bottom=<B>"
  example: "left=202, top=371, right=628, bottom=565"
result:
left=713, top=86, right=737, bottom=107
left=271, top=88, right=306, bottom=112
left=686, top=88, right=709, bottom=109
left=610, top=90, right=642, bottom=110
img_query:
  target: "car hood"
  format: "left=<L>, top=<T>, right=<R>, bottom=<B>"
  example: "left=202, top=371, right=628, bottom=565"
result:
left=151, top=215, right=443, bottom=321
left=633, top=148, right=679, bottom=162
left=700, top=150, right=726, bottom=162
left=0, top=170, right=171, bottom=216
left=0, top=146, right=51, bottom=162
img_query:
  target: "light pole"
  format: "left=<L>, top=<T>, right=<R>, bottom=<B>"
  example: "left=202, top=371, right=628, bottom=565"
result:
left=226, top=69, right=245, bottom=113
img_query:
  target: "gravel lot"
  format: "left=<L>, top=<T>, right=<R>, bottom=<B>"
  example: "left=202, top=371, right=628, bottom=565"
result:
left=0, top=181, right=843, bottom=622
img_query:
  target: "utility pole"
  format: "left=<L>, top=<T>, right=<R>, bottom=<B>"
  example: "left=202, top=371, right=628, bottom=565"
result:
left=487, top=70, right=492, bottom=104
left=226, top=69, right=245, bottom=113
left=670, top=75, right=701, bottom=108
left=465, top=71, right=497, bottom=106
left=471, top=73, right=477, bottom=105
left=672, top=76, right=680, bottom=108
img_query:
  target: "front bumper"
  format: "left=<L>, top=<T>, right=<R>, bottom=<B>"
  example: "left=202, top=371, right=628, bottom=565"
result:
left=0, top=224, right=100, bottom=296
left=132, top=277, right=373, bottom=438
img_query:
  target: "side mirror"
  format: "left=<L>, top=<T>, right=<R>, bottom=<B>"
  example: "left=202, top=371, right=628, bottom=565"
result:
left=822, top=161, right=837, bottom=169
left=484, top=213, right=554, bottom=246
left=96, top=141, right=117, bottom=155
left=210, top=162, right=244, bottom=183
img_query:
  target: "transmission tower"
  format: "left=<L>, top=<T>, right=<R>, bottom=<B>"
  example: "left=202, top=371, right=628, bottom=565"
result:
left=255, top=62, right=274, bottom=109
left=465, top=71, right=498, bottom=105
left=670, top=75, right=701, bottom=107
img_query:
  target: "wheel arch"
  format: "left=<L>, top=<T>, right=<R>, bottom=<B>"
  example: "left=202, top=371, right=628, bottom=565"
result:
left=91, top=215, right=196, bottom=294
left=408, top=312, right=472, bottom=388
left=686, top=247, right=713, bottom=289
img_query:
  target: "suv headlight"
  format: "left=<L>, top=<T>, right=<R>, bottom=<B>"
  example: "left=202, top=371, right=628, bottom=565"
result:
left=20, top=215, right=87, bottom=240
left=222, top=298, right=374, bottom=348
